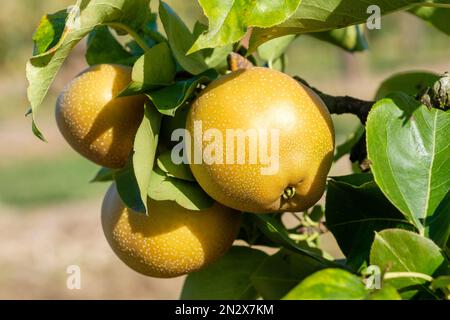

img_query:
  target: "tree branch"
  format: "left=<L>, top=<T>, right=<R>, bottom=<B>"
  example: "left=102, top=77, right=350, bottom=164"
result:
left=293, top=76, right=374, bottom=124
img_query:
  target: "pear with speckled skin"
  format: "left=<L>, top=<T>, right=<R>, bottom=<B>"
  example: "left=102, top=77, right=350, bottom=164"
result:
left=186, top=67, right=335, bottom=213
left=55, top=64, right=146, bottom=168
left=101, top=184, right=242, bottom=278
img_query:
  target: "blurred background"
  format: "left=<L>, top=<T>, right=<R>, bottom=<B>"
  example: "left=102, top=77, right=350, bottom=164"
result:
left=0, top=0, right=448, bottom=299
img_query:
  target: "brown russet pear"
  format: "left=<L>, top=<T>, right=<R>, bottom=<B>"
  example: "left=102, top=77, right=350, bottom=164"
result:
left=101, top=184, right=242, bottom=278
left=56, top=64, right=146, bottom=168
left=186, top=67, right=335, bottom=213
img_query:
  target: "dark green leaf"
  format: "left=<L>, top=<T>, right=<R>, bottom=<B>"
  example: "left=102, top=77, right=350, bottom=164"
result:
left=146, top=69, right=217, bottom=116
left=159, top=2, right=208, bottom=75
left=114, top=158, right=145, bottom=213
left=148, top=168, right=213, bottom=211
left=375, top=71, right=440, bottom=100
left=308, top=205, right=324, bottom=222
left=181, top=246, right=268, bottom=300
left=251, top=249, right=325, bottom=299
left=156, top=151, right=195, bottom=182
left=86, top=26, right=136, bottom=66
left=236, top=213, right=279, bottom=247
left=427, top=194, right=450, bottom=248
left=370, top=229, right=446, bottom=299
left=326, top=174, right=414, bottom=270
left=160, top=106, right=190, bottom=148
left=366, top=92, right=450, bottom=234
left=330, top=173, right=374, bottom=186
left=283, top=268, right=367, bottom=300
left=120, top=42, right=176, bottom=96
left=190, top=0, right=302, bottom=53
left=310, top=25, right=368, bottom=52
left=125, top=13, right=160, bottom=57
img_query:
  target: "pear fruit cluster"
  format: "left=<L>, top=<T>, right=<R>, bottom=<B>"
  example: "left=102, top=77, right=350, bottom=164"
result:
left=56, top=64, right=334, bottom=278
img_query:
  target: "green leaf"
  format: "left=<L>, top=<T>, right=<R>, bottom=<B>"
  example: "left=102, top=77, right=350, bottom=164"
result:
left=120, top=42, right=176, bottom=96
left=236, top=213, right=279, bottom=247
left=160, top=106, right=190, bottom=148
left=26, top=0, right=151, bottom=140
left=132, top=105, right=161, bottom=213
left=180, top=246, right=268, bottom=300
left=326, top=175, right=415, bottom=270
left=32, top=10, right=67, bottom=55
left=91, top=167, right=117, bottom=183
left=156, top=151, right=195, bottom=182
left=159, top=2, right=208, bottom=75
left=252, top=214, right=334, bottom=265
left=205, top=46, right=232, bottom=71
left=114, top=158, right=145, bottom=213
left=310, top=25, right=368, bottom=52
left=148, top=168, right=213, bottom=211
left=370, top=229, right=446, bottom=299
left=375, top=71, right=440, bottom=100
left=368, top=284, right=402, bottom=300
left=146, top=69, right=217, bottom=116
left=410, top=1, right=450, bottom=36
left=190, top=0, right=302, bottom=53
left=86, top=26, right=136, bottom=66
left=248, top=0, right=428, bottom=52
left=309, top=205, right=324, bottom=222
left=114, top=105, right=161, bottom=214
left=257, top=35, right=296, bottom=67
left=366, top=92, right=450, bottom=233
left=283, top=268, right=367, bottom=300
left=251, top=249, right=325, bottom=299
left=126, top=15, right=161, bottom=57
left=333, top=125, right=365, bottom=162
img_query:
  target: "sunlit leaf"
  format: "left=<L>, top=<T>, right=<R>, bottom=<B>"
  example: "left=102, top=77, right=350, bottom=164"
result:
left=366, top=92, right=450, bottom=234
left=190, top=0, right=302, bottom=53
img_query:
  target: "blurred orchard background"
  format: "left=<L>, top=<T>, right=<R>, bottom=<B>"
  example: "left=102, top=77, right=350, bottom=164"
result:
left=0, top=0, right=448, bottom=299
